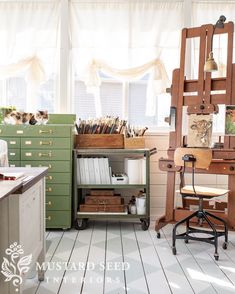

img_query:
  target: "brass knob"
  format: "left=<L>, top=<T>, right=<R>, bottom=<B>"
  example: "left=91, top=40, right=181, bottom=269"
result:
left=40, top=141, right=52, bottom=146
left=46, top=201, right=52, bottom=206
left=46, top=216, right=51, bottom=221
left=38, top=152, right=52, bottom=157
left=46, top=187, right=52, bottom=192
left=39, top=129, right=53, bottom=134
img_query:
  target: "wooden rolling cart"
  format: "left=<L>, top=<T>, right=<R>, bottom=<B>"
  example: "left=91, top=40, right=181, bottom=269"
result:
left=73, top=148, right=156, bottom=230
left=155, top=19, right=235, bottom=236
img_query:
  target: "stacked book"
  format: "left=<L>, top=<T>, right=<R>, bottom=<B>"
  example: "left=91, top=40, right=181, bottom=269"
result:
left=77, top=157, right=111, bottom=184
left=79, top=189, right=126, bottom=213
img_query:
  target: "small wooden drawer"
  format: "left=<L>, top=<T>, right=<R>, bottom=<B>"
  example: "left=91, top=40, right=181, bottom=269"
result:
left=46, top=211, right=71, bottom=229
left=21, top=137, right=70, bottom=149
left=46, top=196, right=71, bottom=210
left=46, top=173, right=71, bottom=184
left=4, top=137, right=21, bottom=148
left=26, top=125, right=72, bottom=137
left=21, top=149, right=71, bottom=161
left=0, top=125, right=72, bottom=137
left=85, top=196, right=123, bottom=205
left=21, top=160, right=71, bottom=172
left=8, top=149, right=20, bottom=160
left=9, top=160, right=21, bottom=167
left=80, top=204, right=125, bottom=212
left=46, top=184, right=71, bottom=196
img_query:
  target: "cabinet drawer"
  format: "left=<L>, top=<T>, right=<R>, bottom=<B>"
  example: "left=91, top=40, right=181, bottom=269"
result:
left=21, top=149, right=71, bottom=161
left=8, top=149, right=20, bottom=160
left=4, top=137, right=21, bottom=148
left=46, top=211, right=71, bottom=229
left=21, top=138, right=70, bottom=149
left=21, top=161, right=71, bottom=172
left=9, top=160, right=21, bottom=167
left=46, top=173, right=71, bottom=184
left=46, top=184, right=70, bottom=196
left=0, top=125, right=72, bottom=137
left=26, top=125, right=72, bottom=137
left=0, top=125, right=27, bottom=136
left=46, top=196, right=71, bottom=210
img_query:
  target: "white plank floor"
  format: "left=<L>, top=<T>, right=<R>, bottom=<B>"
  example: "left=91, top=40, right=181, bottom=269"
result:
left=23, top=221, right=235, bottom=294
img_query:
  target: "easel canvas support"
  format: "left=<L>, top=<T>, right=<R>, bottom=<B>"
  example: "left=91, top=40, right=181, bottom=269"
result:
left=156, top=21, right=235, bottom=231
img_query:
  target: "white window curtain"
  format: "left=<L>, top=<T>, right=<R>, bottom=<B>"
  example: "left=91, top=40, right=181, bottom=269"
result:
left=70, top=0, right=183, bottom=116
left=0, top=0, right=60, bottom=112
left=192, top=1, right=235, bottom=79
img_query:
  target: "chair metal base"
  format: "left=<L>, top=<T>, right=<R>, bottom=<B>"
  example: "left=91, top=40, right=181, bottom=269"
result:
left=172, top=209, right=228, bottom=260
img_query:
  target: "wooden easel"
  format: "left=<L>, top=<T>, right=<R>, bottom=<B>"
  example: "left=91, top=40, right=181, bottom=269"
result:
left=156, top=20, right=235, bottom=231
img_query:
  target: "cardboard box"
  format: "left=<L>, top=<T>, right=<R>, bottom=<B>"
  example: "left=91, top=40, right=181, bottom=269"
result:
left=124, top=137, right=145, bottom=149
left=76, top=134, right=124, bottom=149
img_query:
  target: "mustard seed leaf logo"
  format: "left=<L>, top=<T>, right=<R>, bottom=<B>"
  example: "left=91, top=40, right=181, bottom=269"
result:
left=1, top=242, right=32, bottom=292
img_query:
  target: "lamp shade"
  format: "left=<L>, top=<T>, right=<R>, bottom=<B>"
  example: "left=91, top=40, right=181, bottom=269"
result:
left=204, top=52, right=218, bottom=72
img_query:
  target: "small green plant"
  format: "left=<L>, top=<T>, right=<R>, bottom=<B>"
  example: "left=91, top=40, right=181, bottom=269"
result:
left=0, top=106, right=16, bottom=124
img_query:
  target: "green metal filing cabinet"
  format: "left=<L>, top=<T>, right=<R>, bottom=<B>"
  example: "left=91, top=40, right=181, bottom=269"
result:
left=0, top=124, right=74, bottom=229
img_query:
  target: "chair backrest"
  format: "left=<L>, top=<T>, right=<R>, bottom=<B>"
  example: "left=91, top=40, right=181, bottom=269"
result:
left=0, top=139, right=9, bottom=167
left=174, top=147, right=212, bottom=169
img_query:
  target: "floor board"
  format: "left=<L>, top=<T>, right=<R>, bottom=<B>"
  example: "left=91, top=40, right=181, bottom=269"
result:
left=22, top=221, right=235, bottom=294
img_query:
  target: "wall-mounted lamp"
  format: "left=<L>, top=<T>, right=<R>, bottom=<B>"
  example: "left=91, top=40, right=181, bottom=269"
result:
left=204, top=15, right=226, bottom=72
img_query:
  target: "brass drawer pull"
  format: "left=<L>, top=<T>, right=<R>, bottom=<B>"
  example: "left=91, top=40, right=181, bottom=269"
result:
left=46, top=201, right=52, bottom=206
left=9, top=152, right=16, bottom=156
left=39, top=152, right=52, bottom=157
left=39, top=129, right=53, bottom=134
left=9, top=141, right=16, bottom=144
left=46, top=187, right=52, bottom=192
left=41, top=164, right=52, bottom=169
left=46, top=216, right=51, bottom=221
left=40, top=141, right=52, bottom=146
left=16, top=130, right=23, bottom=134
left=46, top=175, right=53, bottom=180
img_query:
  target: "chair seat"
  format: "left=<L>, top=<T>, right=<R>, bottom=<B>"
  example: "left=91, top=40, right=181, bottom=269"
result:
left=177, top=185, right=229, bottom=198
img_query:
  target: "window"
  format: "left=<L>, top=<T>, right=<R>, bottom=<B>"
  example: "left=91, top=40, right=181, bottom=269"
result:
left=0, top=1, right=60, bottom=113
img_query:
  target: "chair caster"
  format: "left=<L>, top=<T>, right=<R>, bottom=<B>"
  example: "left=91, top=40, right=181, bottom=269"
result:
left=214, top=254, right=219, bottom=261
left=172, top=247, right=177, bottom=255
left=184, top=239, right=189, bottom=244
left=222, top=242, right=228, bottom=250
left=157, top=232, right=161, bottom=239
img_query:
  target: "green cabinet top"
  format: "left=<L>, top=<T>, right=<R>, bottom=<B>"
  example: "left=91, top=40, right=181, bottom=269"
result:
left=0, top=124, right=74, bottom=137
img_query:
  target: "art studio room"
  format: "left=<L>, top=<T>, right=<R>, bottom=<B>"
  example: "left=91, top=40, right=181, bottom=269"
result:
left=1, top=0, right=235, bottom=293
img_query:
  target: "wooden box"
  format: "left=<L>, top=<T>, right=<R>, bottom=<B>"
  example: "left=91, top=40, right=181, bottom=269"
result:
left=85, top=196, right=123, bottom=205
left=79, top=204, right=125, bottom=212
left=90, top=189, right=114, bottom=196
left=124, top=137, right=145, bottom=149
left=76, top=134, right=124, bottom=149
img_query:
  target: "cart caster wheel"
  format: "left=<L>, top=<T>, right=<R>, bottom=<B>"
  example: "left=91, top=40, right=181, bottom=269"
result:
left=184, top=239, right=189, bottom=244
left=214, top=254, right=219, bottom=261
left=172, top=247, right=177, bottom=255
left=223, top=242, right=228, bottom=250
left=140, top=218, right=150, bottom=231
left=157, top=232, right=161, bottom=239
left=75, top=218, right=88, bottom=230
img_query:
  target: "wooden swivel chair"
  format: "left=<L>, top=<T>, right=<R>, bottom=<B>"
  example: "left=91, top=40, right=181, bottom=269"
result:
left=172, top=148, right=229, bottom=260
